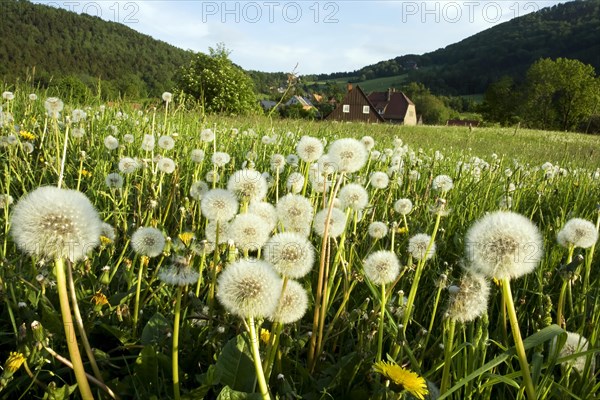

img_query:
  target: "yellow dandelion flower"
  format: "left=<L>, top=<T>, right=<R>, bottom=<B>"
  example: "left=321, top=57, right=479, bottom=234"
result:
left=373, top=361, right=428, bottom=400
left=100, top=236, right=113, bottom=246
left=81, top=169, right=92, bottom=178
left=260, top=328, right=271, bottom=344
left=20, top=131, right=36, bottom=141
left=4, top=352, right=26, bottom=373
left=91, top=291, right=109, bottom=307
left=178, top=231, right=195, bottom=247
left=396, top=226, right=409, bottom=235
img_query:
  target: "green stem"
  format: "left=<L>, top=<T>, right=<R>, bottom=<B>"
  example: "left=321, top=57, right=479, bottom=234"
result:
left=441, top=318, right=456, bottom=394
left=133, top=257, right=146, bottom=334
left=247, top=317, right=271, bottom=400
left=376, top=283, right=386, bottom=363
left=501, top=278, right=536, bottom=400
left=172, top=286, right=183, bottom=400
left=54, top=258, right=94, bottom=400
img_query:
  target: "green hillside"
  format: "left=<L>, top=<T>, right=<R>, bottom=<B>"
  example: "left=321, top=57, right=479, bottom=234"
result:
left=315, top=0, right=600, bottom=95
left=0, top=0, right=193, bottom=97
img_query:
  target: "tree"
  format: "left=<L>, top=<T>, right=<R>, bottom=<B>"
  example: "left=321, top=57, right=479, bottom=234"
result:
left=177, top=44, right=259, bottom=115
left=522, top=58, right=599, bottom=131
left=481, top=76, right=521, bottom=125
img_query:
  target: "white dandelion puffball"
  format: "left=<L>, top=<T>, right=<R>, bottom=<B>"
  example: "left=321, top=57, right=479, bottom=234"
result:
left=23, top=142, right=34, bottom=154
left=162, top=92, right=173, bottom=102
left=159, top=263, right=199, bottom=286
left=123, top=134, right=134, bottom=143
left=270, top=280, right=309, bottom=324
left=157, top=157, right=176, bottom=174
left=100, top=222, right=116, bottom=242
left=71, top=127, right=85, bottom=138
left=158, top=135, right=175, bottom=150
left=286, top=154, right=299, bottom=167
left=104, top=135, right=119, bottom=151
left=105, top=173, right=124, bottom=189
left=464, top=211, right=543, bottom=280
left=408, top=170, right=421, bottom=181
left=141, top=134, right=155, bottom=151
left=29, top=93, right=38, bottom=101
left=200, top=128, right=215, bottom=142
left=394, top=198, right=413, bottom=215
left=338, top=183, right=369, bottom=211
left=271, top=154, right=286, bottom=173
left=201, top=189, right=239, bottom=222
left=44, top=97, right=64, bottom=117
left=361, top=135, right=375, bottom=151
left=296, top=135, right=324, bottom=162
left=118, top=157, right=139, bottom=174
left=191, top=149, right=205, bottom=163
left=227, top=169, right=268, bottom=202
left=248, top=201, right=278, bottom=233
left=2, top=91, right=14, bottom=100
left=432, top=175, right=454, bottom=192
left=263, top=232, right=315, bottom=279
left=212, top=152, right=231, bottom=167
left=131, top=227, right=165, bottom=257
left=286, top=172, right=305, bottom=194
left=313, top=208, right=347, bottom=238
left=446, top=272, right=490, bottom=323
left=363, top=250, right=401, bottom=285
left=370, top=171, right=389, bottom=189
left=205, top=220, right=231, bottom=245
left=368, top=221, right=388, bottom=239
left=555, top=332, right=593, bottom=374
left=205, top=170, right=220, bottom=183
left=557, top=218, right=598, bottom=249
left=217, top=259, right=282, bottom=318
left=276, top=194, right=314, bottom=235
left=189, top=181, right=209, bottom=201
left=229, top=213, right=271, bottom=253
left=408, top=233, right=435, bottom=261
left=10, top=186, right=102, bottom=262
left=327, top=138, right=368, bottom=173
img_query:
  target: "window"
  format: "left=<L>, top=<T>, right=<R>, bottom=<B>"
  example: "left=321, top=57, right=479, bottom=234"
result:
left=342, top=104, right=350, bottom=113
left=362, top=105, right=370, bottom=114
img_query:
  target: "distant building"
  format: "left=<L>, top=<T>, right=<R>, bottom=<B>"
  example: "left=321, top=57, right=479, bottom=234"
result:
left=325, top=84, right=385, bottom=123
left=368, top=89, right=417, bottom=125
left=259, top=100, right=278, bottom=111
left=285, top=95, right=315, bottom=111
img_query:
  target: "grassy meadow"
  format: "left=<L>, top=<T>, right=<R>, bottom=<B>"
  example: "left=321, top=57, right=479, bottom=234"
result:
left=0, top=88, right=599, bottom=400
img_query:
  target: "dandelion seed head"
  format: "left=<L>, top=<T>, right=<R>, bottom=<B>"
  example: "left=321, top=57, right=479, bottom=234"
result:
left=464, top=211, right=543, bottom=280
left=205, top=220, right=231, bottom=245
left=131, top=227, right=165, bottom=257
left=201, top=189, right=239, bottom=222
left=313, top=208, right=347, bottom=238
left=10, top=186, right=102, bottom=262
left=212, top=152, right=231, bottom=167
left=141, top=134, right=155, bottom=151
left=229, top=213, right=271, bottom=253
left=276, top=194, right=313, bottom=236
left=370, top=171, right=389, bottom=189
left=394, top=198, right=413, bottom=215
left=327, top=138, right=368, bottom=173
left=338, top=183, right=369, bottom=211
left=105, top=173, right=124, bottom=189
left=162, top=92, right=172, bottom=102
left=271, top=154, right=286, bottom=173
left=432, top=174, right=454, bottom=192
left=44, top=97, right=64, bottom=118
left=361, top=136, right=375, bottom=151
left=554, top=332, right=593, bottom=374
left=227, top=169, right=268, bottom=202
left=191, top=149, right=205, bottom=163
left=263, top=232, right=314, bottom=279
left=200, top=128, right=215, bottom=142
left=368, top=221, right=388, bottom=239
left=248, top=201, right=277, bottom=233
left=118, top=157, right=139, bottom=174
left=158, top=135, right=175, bottom=150
left=408, top=233, right=435, bottom=261
left=363, top=250, right=401, bottom=285
left=557, top=218, right=598, bottom=249
left=217, top=259, right=282, bottom=318
left=104, top=135, right=119, bottom=151
left=159, top=262, right=199, bottom=286
left=286, top=172, right=305, bottom=194
left=296, top=136, right=324, bottom=162
left=190, top=180, right=209, bottom=201
left=270, top=280, right=309, bottom=324
left=157, top=157, right=176, bottom=174
left=446, top=272, right=490, bottom=322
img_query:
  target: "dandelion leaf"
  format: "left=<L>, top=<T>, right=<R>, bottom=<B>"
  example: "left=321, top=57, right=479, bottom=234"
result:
left=214, top=335, right=257, bottom=393
left=217, top=385, right=262, bottom=400
left=141, top=312, right=171, bottom=346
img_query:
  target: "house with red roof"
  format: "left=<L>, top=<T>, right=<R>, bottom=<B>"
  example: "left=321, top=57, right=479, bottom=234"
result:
left=367, top=88, right=417, bottom=125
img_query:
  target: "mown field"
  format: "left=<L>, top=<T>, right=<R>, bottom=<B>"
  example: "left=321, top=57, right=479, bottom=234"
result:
left=0, top=89, right=599, bottom=400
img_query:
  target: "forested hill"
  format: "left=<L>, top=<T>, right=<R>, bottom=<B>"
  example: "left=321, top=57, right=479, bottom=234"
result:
left=0, top=0, right=193, bottom=97
left=315, top=0, right=600, bottom=95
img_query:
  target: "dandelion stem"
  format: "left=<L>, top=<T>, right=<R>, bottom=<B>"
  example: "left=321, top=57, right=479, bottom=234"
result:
left=66, top=261, right=104, bottom=384
left=132, top=257, right=147, bottom=335
left=440, top=318, right=456, bottom=394
left=501, top=278, right=536, bottom=400
left=172, top=286, right=183, bottom=400
left=247, top=317, right=271, bottom=400
left=54, top=258, right=94, bottom=400
left=376, top=283, right=386, bottom=363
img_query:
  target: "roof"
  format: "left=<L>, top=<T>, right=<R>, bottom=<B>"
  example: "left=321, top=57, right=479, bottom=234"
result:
left=325, top=85, right=385, bottom=123
left=367, top=90, right=414, bottom=121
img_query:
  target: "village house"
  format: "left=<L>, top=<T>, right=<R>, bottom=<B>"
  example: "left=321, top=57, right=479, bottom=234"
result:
left=325, top=84, right=385, bottom=123
left=368, top=88, right=417, bottom=125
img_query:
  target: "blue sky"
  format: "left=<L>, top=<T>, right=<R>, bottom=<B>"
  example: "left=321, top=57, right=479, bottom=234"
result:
left=35, top=1, right=572, bottom=74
